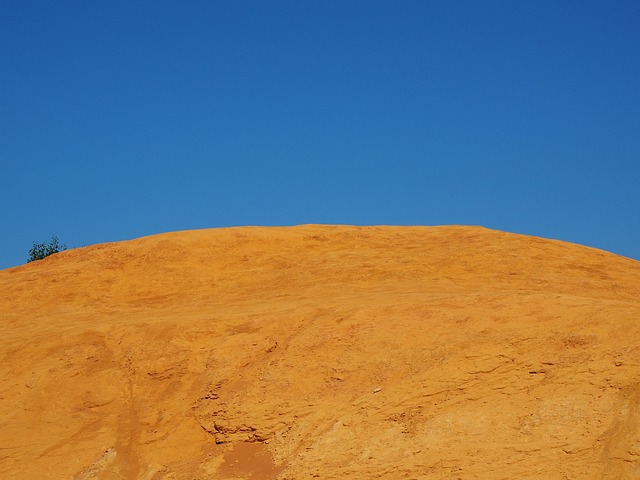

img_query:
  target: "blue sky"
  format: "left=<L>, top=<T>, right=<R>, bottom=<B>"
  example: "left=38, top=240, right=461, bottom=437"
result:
left=2, top=1, right=639, bottom=269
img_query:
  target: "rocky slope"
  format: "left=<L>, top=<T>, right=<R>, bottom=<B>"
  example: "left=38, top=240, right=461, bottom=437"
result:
left=1, top=225, right=639, bottom=479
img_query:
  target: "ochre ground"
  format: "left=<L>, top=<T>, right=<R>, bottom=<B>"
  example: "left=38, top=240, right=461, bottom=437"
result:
left=1, top=225, right=639, bottom=479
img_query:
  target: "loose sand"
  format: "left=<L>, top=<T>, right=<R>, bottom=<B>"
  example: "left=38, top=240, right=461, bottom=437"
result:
left=1, top=225, right=639, bottom=479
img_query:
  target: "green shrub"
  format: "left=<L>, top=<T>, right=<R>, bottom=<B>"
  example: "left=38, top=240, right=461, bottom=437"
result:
left=28, top=236, right=66, bottom=263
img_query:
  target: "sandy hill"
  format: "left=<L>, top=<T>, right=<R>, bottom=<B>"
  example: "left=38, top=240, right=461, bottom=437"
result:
left=1, top=225, right=639, bottom=479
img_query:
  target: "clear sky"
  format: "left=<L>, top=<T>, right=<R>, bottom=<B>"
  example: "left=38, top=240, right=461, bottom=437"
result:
left=2, top=1, right=639, bottom=269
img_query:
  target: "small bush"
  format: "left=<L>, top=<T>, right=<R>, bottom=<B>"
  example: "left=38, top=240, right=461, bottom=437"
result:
left=28, top=236, right=67, bottom=263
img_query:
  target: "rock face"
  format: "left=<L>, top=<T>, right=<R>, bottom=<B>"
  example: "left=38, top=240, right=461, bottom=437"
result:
left=1, top=225, right=639, bottom=479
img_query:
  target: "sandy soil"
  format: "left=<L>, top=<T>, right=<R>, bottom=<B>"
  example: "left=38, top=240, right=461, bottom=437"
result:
left=1, top=225, right=639, bottom=479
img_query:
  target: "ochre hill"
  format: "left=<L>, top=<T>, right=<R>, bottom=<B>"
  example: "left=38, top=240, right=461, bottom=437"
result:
left=1, top=225, right=639, bottom=479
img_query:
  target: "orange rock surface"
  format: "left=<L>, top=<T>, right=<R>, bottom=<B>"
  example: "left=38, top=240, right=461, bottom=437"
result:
left=1, top=225, right=639, bottom=479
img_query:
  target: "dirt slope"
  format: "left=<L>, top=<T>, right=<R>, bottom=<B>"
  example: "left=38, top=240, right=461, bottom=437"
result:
left=1, top=225, right=639, bottom=479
